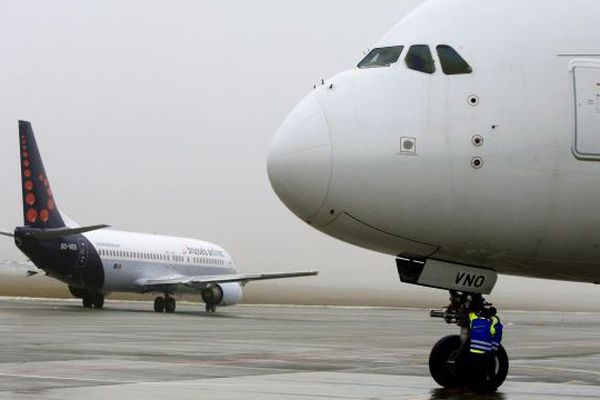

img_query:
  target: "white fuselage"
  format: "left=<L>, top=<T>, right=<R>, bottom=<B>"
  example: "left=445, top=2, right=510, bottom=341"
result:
left=268, top=0, right=600, bottom=283
left=84, top=229, right=236, bottom=293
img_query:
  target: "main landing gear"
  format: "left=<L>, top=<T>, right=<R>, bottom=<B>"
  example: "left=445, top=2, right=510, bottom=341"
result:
left=154, top=294, right=176, bottom=313
left=205, top=303, right=217, bottom=313
left=429, top=291, right=509, bottom=393
left=201, top=287, right=220, bottom=313
left=69, top=286, right=105, bottom=309
left=82, top=292, right=104, bottom=309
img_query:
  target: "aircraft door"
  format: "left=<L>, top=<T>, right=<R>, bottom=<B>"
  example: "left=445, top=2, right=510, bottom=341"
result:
left=77, top=238, right=88, bottom=266
left=571, top=60, right=600, bottom=159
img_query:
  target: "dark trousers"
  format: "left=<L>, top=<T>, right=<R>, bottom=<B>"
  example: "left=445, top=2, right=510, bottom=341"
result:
left=456, top=349, right=493, bottom=389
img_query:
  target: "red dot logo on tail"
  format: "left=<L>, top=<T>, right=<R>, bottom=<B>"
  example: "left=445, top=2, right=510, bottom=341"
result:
left=26, top=209, right=38, bottom=223
left=25, top=193, right=36, bottom=206
left=24, top=180, right=33, bottom=191
left=39, top=209, right=49, bottom=223
left=24, top=169, right=31, bottom=178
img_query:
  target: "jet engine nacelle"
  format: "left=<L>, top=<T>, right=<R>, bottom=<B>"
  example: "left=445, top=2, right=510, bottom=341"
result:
left=201, top=282, right=243, bottom=306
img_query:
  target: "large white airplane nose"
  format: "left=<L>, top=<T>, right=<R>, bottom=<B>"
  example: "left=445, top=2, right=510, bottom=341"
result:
left=267, top=94, right=332, bottom=220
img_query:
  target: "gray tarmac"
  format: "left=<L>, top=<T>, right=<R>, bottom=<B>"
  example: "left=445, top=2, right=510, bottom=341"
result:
left=0, top=298, right=599, bottom=399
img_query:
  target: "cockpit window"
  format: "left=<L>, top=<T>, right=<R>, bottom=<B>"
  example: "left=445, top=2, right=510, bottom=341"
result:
left=405, top=45, right=435, bottom=74
left=357, top=46, right=404, bottom=69
left=436, top=45, right=472, bottom=75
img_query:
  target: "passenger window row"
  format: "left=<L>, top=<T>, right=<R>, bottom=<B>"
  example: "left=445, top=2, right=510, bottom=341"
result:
left=357, top=44, right=472, bottom=75
left=98, top=249, right=169, bottom=261
left=192, top=257, right=224, bottom=265
left=98, top=248, right=224, bottom=265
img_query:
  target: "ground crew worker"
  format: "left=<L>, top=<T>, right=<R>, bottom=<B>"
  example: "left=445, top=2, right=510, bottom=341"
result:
left=488, top=307, right=503, bottom=353
left=465, top=309, right=494, bottom=390
left=469, top=310, right=494, bottom=354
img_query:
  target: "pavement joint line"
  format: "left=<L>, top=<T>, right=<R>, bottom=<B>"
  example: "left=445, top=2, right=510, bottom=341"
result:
left=0, top=372, right=140, bottom=384
left=508, top=366, right=600, bottom=376
left=0, top=296, right=427, bottom=311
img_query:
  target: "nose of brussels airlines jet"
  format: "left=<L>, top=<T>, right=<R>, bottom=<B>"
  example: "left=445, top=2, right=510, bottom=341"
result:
left=267, top=93, right=332, bottom=221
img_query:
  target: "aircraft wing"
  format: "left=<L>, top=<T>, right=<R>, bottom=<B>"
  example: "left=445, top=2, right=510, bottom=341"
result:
left=137, top=270, right=318, bottom=291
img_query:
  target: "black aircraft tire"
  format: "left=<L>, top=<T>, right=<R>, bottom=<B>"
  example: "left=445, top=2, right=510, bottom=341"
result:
left=466, top=345, right=509, bottom=393
left=165, top=298, right=176, bottom=313
left=429, top=335, right=462, bottom=389
left=82, top=296, right=93, bottom=308
left=205, top=303, right=216, bottom=313
left=491, top=345, right=510, bottom=390
left=154, top=297, right=165, bottom=312
left=92, top=294, right=104, bottom=309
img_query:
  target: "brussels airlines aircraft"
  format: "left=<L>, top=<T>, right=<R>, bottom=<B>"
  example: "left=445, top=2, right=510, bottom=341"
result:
left=1, top=121, right=317, bottom=314
left=267, top=0, right=600, bottom=392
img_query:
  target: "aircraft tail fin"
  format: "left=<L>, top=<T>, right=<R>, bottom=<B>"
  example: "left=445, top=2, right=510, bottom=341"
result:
left=19, top=121, right=66, bottom=229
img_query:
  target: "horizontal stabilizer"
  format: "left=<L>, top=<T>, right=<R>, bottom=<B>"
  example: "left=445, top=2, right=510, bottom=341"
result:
left=22, top=224, right=110, bottom=239
left=0, top=230, right=14, bottom=238
left=138, top=270, right=319, bottom=291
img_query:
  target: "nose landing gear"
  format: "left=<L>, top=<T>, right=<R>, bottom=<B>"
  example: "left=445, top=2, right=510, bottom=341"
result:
left=429, top=291, right=509, bottom=393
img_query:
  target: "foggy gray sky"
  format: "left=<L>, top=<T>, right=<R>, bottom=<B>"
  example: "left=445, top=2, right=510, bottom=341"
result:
left=1, top=0, right=599, bottom=310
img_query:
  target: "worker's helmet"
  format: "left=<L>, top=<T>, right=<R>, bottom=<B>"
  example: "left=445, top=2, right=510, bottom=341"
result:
left=481, top=306, right=497, bottom=318
left=469, top=296, right=484, bottom=313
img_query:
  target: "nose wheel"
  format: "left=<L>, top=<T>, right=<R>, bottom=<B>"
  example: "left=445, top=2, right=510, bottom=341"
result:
left=428, top=335, right=462, bottom=388
left=429, top=291, right=509, bottom=393
left=429, top=334, right=509, bottom=392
